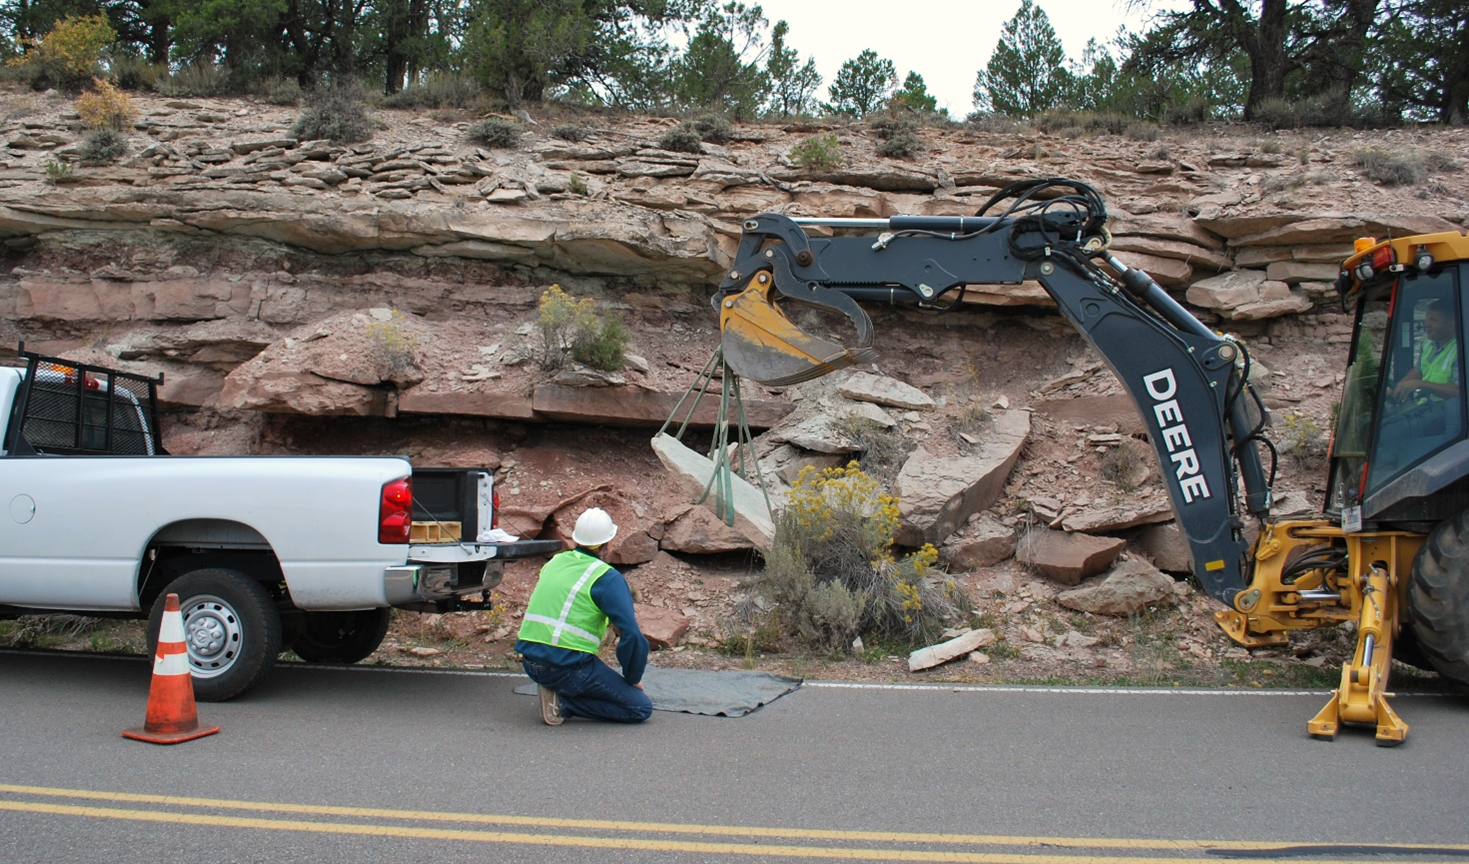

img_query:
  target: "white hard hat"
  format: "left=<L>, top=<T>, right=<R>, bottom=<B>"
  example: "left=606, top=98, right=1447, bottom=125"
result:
left=572, top=507, right=618, bottom=547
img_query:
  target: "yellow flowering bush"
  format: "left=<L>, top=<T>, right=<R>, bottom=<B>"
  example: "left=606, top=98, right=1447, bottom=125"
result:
left=7, top=14, right=115, bottom=91
left=76, top=77, right=134, bottom=131
left=757, top=462, right=966, bottom=651
left=536, top=284, right=628, bottom=371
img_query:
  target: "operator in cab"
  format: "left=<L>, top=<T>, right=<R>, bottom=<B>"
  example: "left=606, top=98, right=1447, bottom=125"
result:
left=515, top=507, right=652, bottom=726
left=1390, top=299, right=1459, bottom=402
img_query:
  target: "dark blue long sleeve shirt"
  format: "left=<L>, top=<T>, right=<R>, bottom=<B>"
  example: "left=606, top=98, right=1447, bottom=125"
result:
left=515, top=566, right=648, bottom=686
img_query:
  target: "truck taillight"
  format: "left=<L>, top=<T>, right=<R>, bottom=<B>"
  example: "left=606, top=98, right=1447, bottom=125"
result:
left=492, top=489, right=500, bottom=529
left=379, top=478, right=412, bottom=544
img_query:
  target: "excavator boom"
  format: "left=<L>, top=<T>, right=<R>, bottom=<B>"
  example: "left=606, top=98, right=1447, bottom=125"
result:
left=715, top=179, right=1270, bottom=607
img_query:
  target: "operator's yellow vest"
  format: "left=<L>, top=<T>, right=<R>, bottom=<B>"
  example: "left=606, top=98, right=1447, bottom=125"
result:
left=517, top=549, right=612, bottom=654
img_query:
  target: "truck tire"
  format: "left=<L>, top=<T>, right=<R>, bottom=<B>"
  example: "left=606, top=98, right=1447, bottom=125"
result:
left=290, top=609, right=392, bottom=664
left=1407, top=509, right=1469, bottom=687
left=147, top=568, right=282, bottom=702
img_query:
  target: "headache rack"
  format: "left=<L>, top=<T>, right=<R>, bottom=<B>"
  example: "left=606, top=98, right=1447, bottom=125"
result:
left=4, top=346, right=167, bottom=456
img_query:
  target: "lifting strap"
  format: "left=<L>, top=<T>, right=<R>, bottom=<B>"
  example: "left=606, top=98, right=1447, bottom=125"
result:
left=656, top=349, right=774, bottom=527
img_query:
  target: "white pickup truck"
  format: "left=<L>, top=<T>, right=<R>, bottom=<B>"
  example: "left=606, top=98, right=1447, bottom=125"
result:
left=0, top=349, right=560, bottom=700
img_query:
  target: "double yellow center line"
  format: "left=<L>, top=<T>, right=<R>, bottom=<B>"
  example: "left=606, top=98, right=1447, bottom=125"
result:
left=1, top=784, right=1464, bottom=862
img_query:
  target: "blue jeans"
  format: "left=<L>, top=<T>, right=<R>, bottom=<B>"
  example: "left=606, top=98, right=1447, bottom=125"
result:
left=522, top=656, right=652, bottom=723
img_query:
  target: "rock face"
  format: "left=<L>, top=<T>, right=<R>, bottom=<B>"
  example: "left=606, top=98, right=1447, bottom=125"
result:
left=1057, top=558, right=1176, bottom=615
left=659, top=504, right=755, bottom=554
left=1015, top=528, right=1127, bottom=586
left=893, top=409, right=1030, bottom=546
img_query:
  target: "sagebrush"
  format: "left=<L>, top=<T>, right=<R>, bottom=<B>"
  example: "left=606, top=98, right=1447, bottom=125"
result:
left=291, top=83, right=374, bottom=143
left=754, top=463, right=966, bottom=652
left=537, top=284, right=628, bottom=371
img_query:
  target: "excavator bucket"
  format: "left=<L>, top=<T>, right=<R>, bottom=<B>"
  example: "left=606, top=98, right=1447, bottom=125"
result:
left=718, top=271, right=876, bottom=386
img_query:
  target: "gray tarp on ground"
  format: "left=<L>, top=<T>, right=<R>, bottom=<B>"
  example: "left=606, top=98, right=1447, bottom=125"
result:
left=513, top=666, right=802, bottom=717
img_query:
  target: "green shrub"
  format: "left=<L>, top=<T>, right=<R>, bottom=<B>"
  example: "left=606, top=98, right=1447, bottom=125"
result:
left=78, top=128, right=127, bottom=164
left=537, top=284, right=627, bottom=371
left=1162, top=96, right=1211, bottom=125
left=160, top=62, right=233, bottom=97
left=466, top=117, right=521, bottom=148
left=658, top=123, right=703, bottom=153
left=264, top=77, right=302, bottom=106
left=1352, top=149, right=1425, bottom=186
left=871, top=116, right=921, bottom=159
left=382, top=73, right=482, bottom=110
left=790, top=133, right=842, bottom=171
left=567, top=172, right=588, bottom=195
left=43, top=158, right=75, bottom=184
left=572, top=316, right=629, bottom=371
left=690, top=112, right=732, bottom=144
left=111, top=55, right=165, bottom=92
left=755, top=463, right=966, bottom=652
left=552, top=123, right=589, bottom=142
left=291, top=83, right=374, bottom=144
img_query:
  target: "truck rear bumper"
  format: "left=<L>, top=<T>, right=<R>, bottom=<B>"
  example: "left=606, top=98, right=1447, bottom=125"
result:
left=385, top=539, right=563, bottom=610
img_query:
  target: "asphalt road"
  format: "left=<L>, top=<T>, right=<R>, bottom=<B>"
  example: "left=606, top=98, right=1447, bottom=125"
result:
left=2, top=649, right=1468, bottom=864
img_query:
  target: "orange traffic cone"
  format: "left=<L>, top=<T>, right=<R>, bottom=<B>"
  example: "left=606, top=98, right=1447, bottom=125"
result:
left=122, top=593, right=220, bottom=744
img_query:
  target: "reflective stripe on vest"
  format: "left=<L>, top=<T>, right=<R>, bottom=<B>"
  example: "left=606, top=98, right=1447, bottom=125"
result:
left=516, top=551, right=611, bottom=653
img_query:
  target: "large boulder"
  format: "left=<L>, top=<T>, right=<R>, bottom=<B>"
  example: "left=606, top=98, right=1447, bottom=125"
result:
left=660, top=504, right=755, bottom=554
left=892, top=409, right=1030, bottom=546
left=1057, top=557, right=1176, bottom=615
left=1015, top=528, right=1126, bottom=586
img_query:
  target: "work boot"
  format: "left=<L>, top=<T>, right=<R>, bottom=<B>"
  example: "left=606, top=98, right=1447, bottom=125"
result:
left=538, top=685, right=563, bottom=726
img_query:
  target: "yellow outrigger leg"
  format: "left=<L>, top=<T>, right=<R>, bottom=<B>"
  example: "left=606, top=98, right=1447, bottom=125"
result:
left=1307, top=560, right=1409, bottom=746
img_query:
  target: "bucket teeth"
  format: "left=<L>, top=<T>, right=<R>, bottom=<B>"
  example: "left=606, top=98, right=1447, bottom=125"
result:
left=718, top=273, right=874, bottom=386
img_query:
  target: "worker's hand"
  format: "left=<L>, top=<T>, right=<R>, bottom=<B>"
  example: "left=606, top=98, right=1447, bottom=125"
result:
left=633, top=682, right=645, bottom=690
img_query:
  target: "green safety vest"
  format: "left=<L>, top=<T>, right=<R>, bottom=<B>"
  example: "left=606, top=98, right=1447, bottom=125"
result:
left=1421, top=339, right=1458, bottom=386
left=517, top=549, right=612, bottom=654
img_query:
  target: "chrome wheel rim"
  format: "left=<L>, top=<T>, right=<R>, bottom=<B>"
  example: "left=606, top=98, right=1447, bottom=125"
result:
left=181, top=594, right=243, bottom=678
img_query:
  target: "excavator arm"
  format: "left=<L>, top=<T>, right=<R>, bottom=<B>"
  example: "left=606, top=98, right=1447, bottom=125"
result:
left=716, top=179, right=1272, bottom=608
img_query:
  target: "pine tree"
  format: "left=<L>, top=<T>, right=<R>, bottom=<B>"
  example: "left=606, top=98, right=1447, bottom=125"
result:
left=765, top=19, right=821, bottom=116
left=891, top=71, right=939, bottom=114
left=972, top=0, right=1072, bottom=117
left=827, top=48, right=896, bottom=116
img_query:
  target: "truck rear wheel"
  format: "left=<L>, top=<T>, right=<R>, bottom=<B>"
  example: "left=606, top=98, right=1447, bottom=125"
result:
left=1407, top=509, right=1469, bottom=687
left=290, top=609, right=392, bottom=664
left=147, top=568, right=282, bottom=702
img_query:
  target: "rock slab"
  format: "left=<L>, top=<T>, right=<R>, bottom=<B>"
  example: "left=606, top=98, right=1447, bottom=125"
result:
left=893, top=409, right=1030, bottom=546
left=651, top=433, right=775, bottom=551
left=838, top=372, right=935, bottom=410
left=908, top=628, right=996, bottom=671
left=1015, top=528, right=1126, bottom=585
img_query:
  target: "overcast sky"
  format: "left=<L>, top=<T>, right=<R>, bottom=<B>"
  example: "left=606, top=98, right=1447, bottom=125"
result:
left=750, top=0, right=1184, bottom=115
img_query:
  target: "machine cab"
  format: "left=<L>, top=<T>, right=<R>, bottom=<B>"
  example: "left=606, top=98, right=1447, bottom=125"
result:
left=1329, top=233, right=1469, bottom=528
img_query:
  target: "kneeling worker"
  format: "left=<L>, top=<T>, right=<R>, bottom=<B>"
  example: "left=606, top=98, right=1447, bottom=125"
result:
left=516, top=507, right=652, bottom=725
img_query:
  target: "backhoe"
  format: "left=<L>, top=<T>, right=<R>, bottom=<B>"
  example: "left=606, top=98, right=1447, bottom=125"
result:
left=711, top=178, right=1469, bottom=745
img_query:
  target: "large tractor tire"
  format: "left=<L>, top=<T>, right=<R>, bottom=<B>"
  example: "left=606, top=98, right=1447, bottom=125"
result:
left=290, top=608, right=392, bottom=664
left=1407, top=508, right=1469, bottom=687
left=147, top=568, right=282, bottom=702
